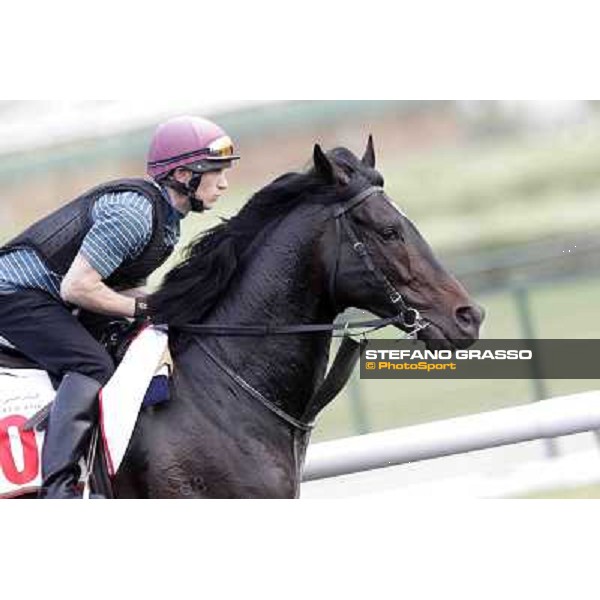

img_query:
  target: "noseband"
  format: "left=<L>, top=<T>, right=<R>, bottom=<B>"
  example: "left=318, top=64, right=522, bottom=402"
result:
left=328, top=186, right=427, bottom=336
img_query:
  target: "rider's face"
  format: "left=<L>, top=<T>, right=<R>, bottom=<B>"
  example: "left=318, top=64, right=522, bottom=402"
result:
left=196, top=168, right=229, bottom=209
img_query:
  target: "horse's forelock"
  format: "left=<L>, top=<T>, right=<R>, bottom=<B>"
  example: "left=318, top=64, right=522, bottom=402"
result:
left=327, top=147, right=385, bottom=187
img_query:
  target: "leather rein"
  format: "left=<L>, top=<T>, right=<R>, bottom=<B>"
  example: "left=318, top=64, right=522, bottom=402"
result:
left=177, top=185, right=429, bottom=431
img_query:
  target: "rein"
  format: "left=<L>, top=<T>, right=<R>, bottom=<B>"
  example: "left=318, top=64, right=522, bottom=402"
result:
left=176, top=313, right=404, bottom=337
left=174, top=185, right=429, bottom=431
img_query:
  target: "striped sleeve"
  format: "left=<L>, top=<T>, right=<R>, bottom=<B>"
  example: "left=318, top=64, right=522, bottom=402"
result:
left=80, top=191, right=153, bottom=279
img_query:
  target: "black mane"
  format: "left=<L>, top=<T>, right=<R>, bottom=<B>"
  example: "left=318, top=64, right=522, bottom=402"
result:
left=148, top=147, right=384, bottom=326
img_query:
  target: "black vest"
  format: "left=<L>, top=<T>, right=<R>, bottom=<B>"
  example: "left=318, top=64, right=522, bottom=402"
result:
left=1, top=178, right=175, bottom=291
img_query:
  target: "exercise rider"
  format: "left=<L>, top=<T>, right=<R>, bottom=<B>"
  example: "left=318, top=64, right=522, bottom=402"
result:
left=0, top=115, right=239, bottom=498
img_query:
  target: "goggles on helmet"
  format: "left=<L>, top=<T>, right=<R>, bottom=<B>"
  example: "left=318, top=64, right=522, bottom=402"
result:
left=147, top=135, right=240, bottom=172
left=202, top=136, right=238, bottom=160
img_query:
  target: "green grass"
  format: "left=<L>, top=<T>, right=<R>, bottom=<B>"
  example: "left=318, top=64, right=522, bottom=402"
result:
left=383, top=130, right=600, bottom=216
left=381, top=125, right=600, bottom=252
left=518, top=483, right=600, bottom=499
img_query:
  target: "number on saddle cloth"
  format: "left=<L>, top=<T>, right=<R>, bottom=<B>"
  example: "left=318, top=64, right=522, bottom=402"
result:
left=0, top=368, right=54, bottom=497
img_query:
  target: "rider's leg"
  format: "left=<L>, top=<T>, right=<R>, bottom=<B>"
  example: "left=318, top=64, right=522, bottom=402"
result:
left=38, top=372, right=102, bottom=498
left=0, top=289, right=115, bottom=498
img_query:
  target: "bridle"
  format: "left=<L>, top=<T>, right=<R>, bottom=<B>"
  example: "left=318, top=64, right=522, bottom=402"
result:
left=177, top=184, right=430, bottom=431
left=329, top=185, right=428, bottom=337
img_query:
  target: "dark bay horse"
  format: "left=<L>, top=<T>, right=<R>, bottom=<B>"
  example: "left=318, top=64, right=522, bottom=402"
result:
left=113, top=138, right=484, bottom=498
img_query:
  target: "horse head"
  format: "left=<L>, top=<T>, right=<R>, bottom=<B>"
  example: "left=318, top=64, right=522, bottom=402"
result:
left=314, top=137, right=484, bottom=350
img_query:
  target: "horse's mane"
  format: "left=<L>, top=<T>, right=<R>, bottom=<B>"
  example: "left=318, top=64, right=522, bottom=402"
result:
left=148, top=147, right=384, bottom=326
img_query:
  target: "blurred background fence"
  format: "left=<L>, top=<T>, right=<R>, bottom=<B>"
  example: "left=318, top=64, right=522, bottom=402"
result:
left=2, top=100, right=600, bottom=495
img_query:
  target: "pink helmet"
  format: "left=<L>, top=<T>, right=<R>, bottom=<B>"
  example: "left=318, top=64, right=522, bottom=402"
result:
left=147, top=115, right=240, bottom=180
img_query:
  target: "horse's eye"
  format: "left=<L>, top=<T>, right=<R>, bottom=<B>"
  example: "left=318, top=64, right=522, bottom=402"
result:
left=380, top=227, right=403, bottom=242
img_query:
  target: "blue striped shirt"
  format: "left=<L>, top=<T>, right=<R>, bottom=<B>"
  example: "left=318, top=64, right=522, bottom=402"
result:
left=0, top=186, right=181, bottom=299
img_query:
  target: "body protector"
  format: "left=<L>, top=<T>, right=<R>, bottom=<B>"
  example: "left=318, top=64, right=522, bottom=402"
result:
left=0, top=179, right=174, bottom=291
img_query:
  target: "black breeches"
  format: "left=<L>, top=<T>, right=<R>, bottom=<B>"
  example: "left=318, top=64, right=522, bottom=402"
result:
left=0, top=289, right=115, bottom=387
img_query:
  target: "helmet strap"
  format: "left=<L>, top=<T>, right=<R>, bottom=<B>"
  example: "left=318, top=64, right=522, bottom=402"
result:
left=163, top=172, right=208, bottom=213
left=187, top=173, right=208, bottom=213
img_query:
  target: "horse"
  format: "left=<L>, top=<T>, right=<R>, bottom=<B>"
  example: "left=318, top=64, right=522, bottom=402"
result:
left=106, top=138, right=484, bottom=498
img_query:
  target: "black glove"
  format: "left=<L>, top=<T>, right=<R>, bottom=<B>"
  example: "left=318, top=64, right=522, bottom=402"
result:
left=134, top=297, right=151, bottom=320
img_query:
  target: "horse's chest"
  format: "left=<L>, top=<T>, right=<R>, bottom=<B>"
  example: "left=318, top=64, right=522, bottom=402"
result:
left=137, top=404, right=299, bottom=498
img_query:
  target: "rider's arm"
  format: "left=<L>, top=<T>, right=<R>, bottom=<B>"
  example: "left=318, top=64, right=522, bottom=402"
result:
left=120, top=286, right=150, bottom=299
left=60, top=192, right=154, bottom=318
left=61, top=254, right=137, bottom=317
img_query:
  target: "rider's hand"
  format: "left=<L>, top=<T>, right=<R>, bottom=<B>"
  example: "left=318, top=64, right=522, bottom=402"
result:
left=134, top=297, right=152, bottom=321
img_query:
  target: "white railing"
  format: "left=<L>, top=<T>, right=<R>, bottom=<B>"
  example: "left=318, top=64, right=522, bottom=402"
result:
left=303, top=390, right=600, bottom=482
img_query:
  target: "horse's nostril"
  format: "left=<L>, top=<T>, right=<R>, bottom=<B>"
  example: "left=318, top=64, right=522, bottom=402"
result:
left=455, top=305, right=482, bottom=331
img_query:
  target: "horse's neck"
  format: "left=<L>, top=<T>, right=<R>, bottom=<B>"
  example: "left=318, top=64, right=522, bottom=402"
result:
left=202, top=206, right=334, bottom=419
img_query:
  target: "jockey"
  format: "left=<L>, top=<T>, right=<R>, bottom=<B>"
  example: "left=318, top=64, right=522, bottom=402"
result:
left=0, top=115, right=239, bottom=499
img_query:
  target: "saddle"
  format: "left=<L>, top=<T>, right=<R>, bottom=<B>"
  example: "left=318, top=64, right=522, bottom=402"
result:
left=0, top=321, right=170, bottom=499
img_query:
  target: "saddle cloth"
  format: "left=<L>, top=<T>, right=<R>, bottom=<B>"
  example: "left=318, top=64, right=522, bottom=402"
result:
left=0, top=325, right=169, bottom=498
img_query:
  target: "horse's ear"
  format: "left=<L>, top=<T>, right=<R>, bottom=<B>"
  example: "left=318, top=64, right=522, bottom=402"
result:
left=313, top=144, right=336, bottom=183
left=361, top=135, right=376, bottom=168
